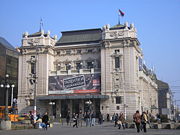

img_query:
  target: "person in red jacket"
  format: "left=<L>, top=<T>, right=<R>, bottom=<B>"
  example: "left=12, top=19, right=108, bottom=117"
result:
left=133, top=110, right=141, bottom=133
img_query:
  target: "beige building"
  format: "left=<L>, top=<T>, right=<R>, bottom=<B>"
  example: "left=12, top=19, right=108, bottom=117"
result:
left=18, top=22, right=158, bottom=120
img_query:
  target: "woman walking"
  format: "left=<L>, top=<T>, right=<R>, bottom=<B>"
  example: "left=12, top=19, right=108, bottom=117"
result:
left=141, top=112, right=148, bottom=132
left=118, top=112, right=125, bottom=129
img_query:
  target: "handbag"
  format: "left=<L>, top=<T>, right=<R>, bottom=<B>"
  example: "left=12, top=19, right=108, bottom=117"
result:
left=117, top=120, right=122, bottom=125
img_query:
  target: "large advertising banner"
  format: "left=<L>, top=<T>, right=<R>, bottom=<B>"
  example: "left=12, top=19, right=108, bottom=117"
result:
left=48, top=73, right=101, bottom=94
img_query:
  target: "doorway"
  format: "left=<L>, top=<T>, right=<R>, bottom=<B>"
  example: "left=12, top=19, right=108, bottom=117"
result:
left=61, top=100, right=69, bottom=118
left=72, top=100, right=80, bottom=114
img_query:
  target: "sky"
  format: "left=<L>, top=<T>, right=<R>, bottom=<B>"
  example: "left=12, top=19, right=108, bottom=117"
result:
left=0, top=0, right=180, bottom=105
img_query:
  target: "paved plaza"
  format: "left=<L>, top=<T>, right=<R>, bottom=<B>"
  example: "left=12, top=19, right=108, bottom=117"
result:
left=1, top=123, right=180, bottom=135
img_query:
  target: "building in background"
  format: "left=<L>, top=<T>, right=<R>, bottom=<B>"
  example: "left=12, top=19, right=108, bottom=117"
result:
left=18, top=22, right=158, bottom=120
left=0, top=37, right=18, bottom=106
left=157, top=80, right=174, bottom=121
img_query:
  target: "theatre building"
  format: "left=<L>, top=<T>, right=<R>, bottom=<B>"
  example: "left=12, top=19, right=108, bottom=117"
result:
left=18, top=22, right=158, bottom=120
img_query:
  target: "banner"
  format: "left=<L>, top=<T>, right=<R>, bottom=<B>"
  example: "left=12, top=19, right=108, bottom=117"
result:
left=48, top=73, right=101, bottom=94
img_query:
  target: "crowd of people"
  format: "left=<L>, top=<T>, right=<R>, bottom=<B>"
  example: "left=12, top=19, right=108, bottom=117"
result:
left=27, top=110, right=151, bottom=133
left=133, top=110, right=149, bottom=133
left=64, top=110, right=151, bottom=133
left=29, top=111, right=50, bottom=130
left=65, top=111, right=103, bottom=128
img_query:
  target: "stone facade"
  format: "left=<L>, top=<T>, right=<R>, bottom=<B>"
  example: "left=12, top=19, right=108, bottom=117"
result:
left=157, top=80, right=174, bottom=120
left=18, top=22, right=158, bottom=120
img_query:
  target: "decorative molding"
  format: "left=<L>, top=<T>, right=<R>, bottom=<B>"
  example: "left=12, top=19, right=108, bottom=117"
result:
left=27, top=38, right=40, bottom=46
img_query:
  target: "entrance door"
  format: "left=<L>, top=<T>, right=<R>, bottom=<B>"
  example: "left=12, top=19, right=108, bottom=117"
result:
left=61, top=100, right=69, bottom=118
left=72, top=100, right=79, bottom=114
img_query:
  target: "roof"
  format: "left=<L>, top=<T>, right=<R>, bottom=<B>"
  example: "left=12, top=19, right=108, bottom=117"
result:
left=0, top=37, right=15, bottom=50
left=110, top=24, right=126, bottom=30
left=157, top=80, right=169, bottom=90
left=56, top=28, right=102, bottom=46
left=37, top=94, right=109, bottom=100
left=26, top=31, right=48, bottom=38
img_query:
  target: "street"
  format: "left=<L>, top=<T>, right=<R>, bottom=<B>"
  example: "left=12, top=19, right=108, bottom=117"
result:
left=0, top=123, right=180, bottom=135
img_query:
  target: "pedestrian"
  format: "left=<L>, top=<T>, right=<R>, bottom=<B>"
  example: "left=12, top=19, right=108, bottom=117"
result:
left=72, top=113, right=78, bottom=128
left=156, top=113, right=161, bottom=123
left=91, top=112, right=96, bottom=126
left=112, top=113, right=115, bottom=123
left=66, top=112, right=70, bottom=125
left=114, top=113, right=118, bottom=127
left=98, top=112, right=103, bottom=125
left=42, top=112, right=49, bottom=130
left=118, top=112, right=125, bottom=129
left=141, top=112, right=148, bottom=132
left=133, top=110, right=141, bottom=133
left=84, top=112, right=90, bottom=126
left=78, top=110, right=83, bottom=127
left=146, top=110, right=151, bottom=128
left=107, top=113, right=110, bottom=122
left=29, top=111, right=35, bottom=128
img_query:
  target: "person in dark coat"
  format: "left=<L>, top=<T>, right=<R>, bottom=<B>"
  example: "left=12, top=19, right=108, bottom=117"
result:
left=107, top=113, right=110, bottom=122
left=42, top=112, right=49, bottom=130
left=66, top=112, right=70, bottom=125
left=114, top=113, right=118, bottom=127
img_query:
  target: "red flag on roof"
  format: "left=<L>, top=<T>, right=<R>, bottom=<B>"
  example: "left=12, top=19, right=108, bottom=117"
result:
left=119, top=9, right=125, bottom=17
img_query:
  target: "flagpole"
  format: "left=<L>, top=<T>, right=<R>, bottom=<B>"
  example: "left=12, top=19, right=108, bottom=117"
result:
left=118, top=9, right=125, bottom=25
left=118, top=13, right=120, bottom=25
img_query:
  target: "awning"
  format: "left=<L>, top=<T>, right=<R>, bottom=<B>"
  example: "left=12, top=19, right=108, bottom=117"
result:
left=37, top=94, right=109, bottom=100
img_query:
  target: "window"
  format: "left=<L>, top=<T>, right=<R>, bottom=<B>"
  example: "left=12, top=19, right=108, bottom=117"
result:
left=116, top=106, right=120, bottom=110
left=138, top=57, right=143, bottom=71
left=31, top=63, right=35, bottom=74
left=116, top=96, right=122, bottom=104
left=87, top=61, right=94, bottom=69
left=97, top=60, right=101, bottom=68
left=77, top=50, right=81, bottom=54
left=57, top=51, right=60, bottom=55
left=65, top=63, right=71, bottom=70
left=66, top=50, right=71, bottom=54
left=87, top=49, right=93, bottom=53
left=56, top=64, right=61, bottom=71
left=115, top=50, right=120, bottom=54
left=76, top=62, right=82, bottom=70
left=30, top=56, right=36, bottom=74
left=115, top=57, right=120, bottom=68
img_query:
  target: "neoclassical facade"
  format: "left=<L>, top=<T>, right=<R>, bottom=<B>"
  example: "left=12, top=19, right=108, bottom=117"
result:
left=18, top=22, right=158, bottom=120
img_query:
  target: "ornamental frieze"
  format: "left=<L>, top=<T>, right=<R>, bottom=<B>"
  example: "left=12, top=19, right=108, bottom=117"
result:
left=27, top=38, right=40, bottom=46
left=109, top=31, right=124, bottom=38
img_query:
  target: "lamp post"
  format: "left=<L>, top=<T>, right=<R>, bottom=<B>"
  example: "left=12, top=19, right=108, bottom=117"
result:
left=85, top=100, right=92, bottom=113
left=0, top=74, right=10, bottom=121
left=11, top=84, right=15, bottom=107
left=49, top=101, right=55, bottom=118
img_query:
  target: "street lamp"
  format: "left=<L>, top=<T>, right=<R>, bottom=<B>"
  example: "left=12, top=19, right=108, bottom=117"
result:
left=85, top=100, right=92, bottom=113
left=0, top=74, right=10, bottom=121
left=49, top=101, right=55, bottom=117
left=11, top=84, right=15, bottom=106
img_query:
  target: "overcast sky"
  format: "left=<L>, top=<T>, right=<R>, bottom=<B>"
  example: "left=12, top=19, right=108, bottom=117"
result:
left=0, top=0, right=180, bottom=105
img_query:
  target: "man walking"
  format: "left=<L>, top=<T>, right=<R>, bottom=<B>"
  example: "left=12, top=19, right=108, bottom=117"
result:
left=42, top=112, right=49, bottom=130
left=133, top=110, right=141, bottom=133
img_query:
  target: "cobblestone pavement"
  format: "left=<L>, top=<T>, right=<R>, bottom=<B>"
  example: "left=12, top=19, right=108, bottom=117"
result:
left=1, top=123, right=180, bottom=135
